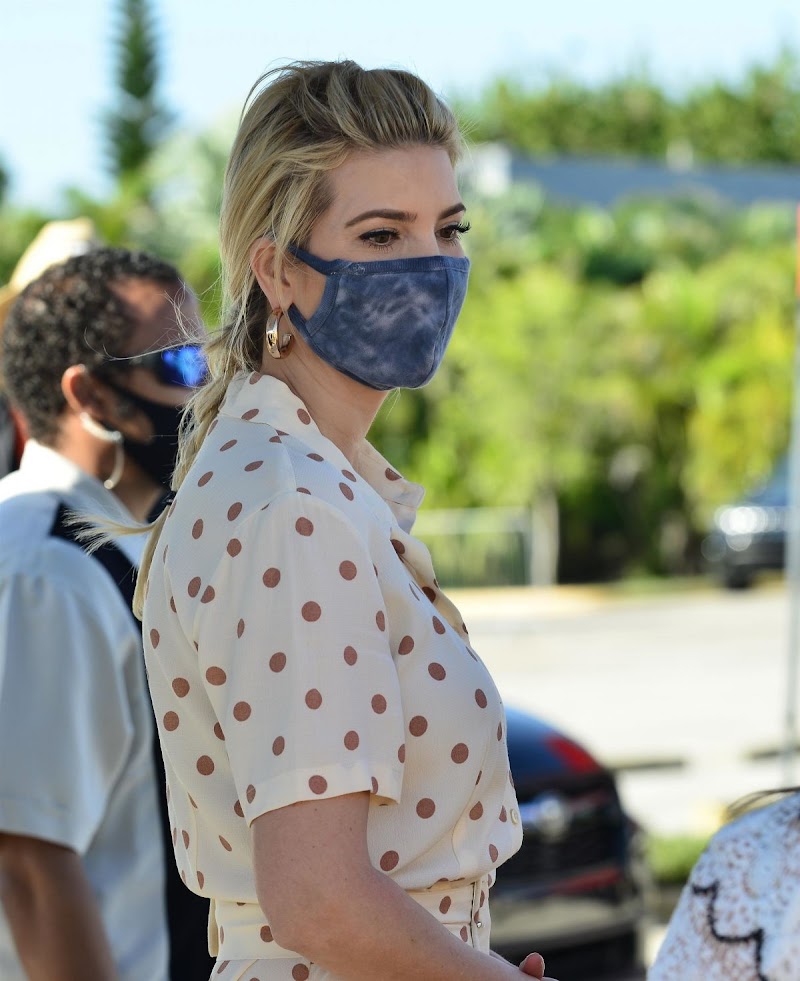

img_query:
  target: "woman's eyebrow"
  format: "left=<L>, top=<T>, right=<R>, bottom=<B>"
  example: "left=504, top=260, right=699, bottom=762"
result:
left=345, top=203, right=466, bottom=227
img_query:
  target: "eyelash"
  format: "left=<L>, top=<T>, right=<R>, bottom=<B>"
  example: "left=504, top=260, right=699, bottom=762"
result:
left=360, top=222, right=472, bottom=251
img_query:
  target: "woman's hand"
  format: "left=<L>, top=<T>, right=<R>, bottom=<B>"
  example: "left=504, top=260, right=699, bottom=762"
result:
left=518, top=952, right=558, bottom=979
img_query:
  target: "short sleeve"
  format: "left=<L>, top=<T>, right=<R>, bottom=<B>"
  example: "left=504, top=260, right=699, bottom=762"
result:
left=195, top=492, right=406, bottom=824
left=0, top=571, right=135, bottom=853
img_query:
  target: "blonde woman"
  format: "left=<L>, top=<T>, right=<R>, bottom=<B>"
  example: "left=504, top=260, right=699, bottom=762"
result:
left=139, top=61, right=554, bottom=981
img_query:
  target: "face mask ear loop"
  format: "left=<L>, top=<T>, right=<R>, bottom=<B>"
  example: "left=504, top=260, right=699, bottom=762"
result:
left=79, top=411, right=125, bottom=490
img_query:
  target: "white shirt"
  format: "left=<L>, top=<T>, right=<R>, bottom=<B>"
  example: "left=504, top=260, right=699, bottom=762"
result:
left=0, top=441, right=168, bottom=981
left=143, top=372, right=522, bottom=974
left=650, top=792, right=800, bottom=981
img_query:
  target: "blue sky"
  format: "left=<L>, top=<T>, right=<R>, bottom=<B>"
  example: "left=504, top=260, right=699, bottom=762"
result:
left=2, top=0, right=798, bottom=208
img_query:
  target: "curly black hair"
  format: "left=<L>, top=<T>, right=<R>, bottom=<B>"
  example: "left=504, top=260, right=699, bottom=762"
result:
left=2, top=247, right=182, bottom=443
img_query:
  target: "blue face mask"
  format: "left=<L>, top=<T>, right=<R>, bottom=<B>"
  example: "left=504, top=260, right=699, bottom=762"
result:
left=285, top=245, right=470, bottom=391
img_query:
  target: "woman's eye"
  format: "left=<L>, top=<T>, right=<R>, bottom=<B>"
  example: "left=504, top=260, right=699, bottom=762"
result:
left=439, top=221, right=472, bottom=241
left=361, top=229, right=397, bottom=247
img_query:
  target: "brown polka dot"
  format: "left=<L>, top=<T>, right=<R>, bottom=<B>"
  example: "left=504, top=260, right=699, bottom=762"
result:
left=206, top=666, right=227, bottom=685
left=297, top=408, right=311, bottom=425
left=398, top=635, right=415, bottom=655
left=163, top=711, right=179, bottom=732
left=219, top=835, right=232, bottom=851
left=269, top=434, right=282, bottom=443
left=198, top=471, right=213, bottom=487
left=398, top=743, right=406, bottom=763
left=305, top=688, right=322, bottom=709
left=272, top=736, right=285, bottom=756
left=475, top=688, right=488, bottom=708
left=370, top=694, right=386, bottom=715
left=339, top=560, right=357, bottom=580
left=248, top=372, right=260, bottom=385
left=371, top=776, right=379, bottom=794
left=227, top=538, right=242, bottom=557
left=342, top=469, right=356, bottom=482
left=269, top=651, right=286, bottom=672
left=182, top=830, right=190, bottom=848
left=295, top=517, right=314, bottom=536
left=302, top=601, right=321, bottom=622
left=380, top=850, right=399, bottom=871
left=309, top=775, right=327, bottom=795
left=292, top=967, right=310, bottom=981
left=172, top=677, right=190, bottom=697
left=385, top=467, right=401, bottom=481
left=234, top=799, right=244, bottom=818
left=197, top=871, right=205, bottom=889
left=189, top=794, right=197, bottom=809
left=416, top=798, right=436, bottom=819
left=219, top=928, right=225, bottom=944
left=409, top=715, right=428, bottom=736
left=344, top=730, right=360, bottom=750
left=339, top=482, right=354, bottom=501
left=237, top=618, right=245, bottom=638
left=149, top=628, right=160, bottom=648
left=263, top=567, right=281, bottom=588
left=227, top=502, right=242, bottom=521
left=469, top=802, right=484, bottom=821
left=244, top=460, right=263, bottom=472
left=220, top=439, right=237, bottom=451
left=171, top=827, right=177, bottom=846
left=428, top=662, right=446, bottom=681
left=439, top=896, right=452, bottom=914
left=499, top=806, right=508, bottom=822
left=213, top=722, right=225, bottom=740
left=307, top=452, right=324, bottom=461
left=196, top=755, right=214, bottom=776
left=246, top=784, right=256, bottom=803
left=192, top=518, right=204, bottom=539
left=497, top=721, right=503, bottom=741
left=476, top=770, right=482, bottom=785
left=169, top=596, right=177, bottom=613
left=188, top=577, right=201, bottom=597
left=451, top=743, right=469, bottom=764
left=297, top=486, right=311, bottom=494
left=201, top=585, right=215, bottom=603
left=242, top=408, right=259, bottom=420
left=423, top=586, right=436, bottom=602
left=233, top=701, right=252, bottom=721
left=489, top=844, right=499, bottom=862
left=260, top=924, right=273, bottom=943
left=343, top=645, right=358, bottom=665
left=375, top=610, right=386, bottom=631
left=432, top=616, right=446, bottom=635
left=390, top=538, right=405, bottom=555
left=460, top=926, right=469, bottom=942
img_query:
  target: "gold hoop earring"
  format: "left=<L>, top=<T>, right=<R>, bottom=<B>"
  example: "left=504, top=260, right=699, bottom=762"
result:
left=265, top=308, right=293, bottom=359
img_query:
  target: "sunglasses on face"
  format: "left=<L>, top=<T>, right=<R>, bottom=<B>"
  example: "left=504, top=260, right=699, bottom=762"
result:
left=110, top=344, right=208, bottom=388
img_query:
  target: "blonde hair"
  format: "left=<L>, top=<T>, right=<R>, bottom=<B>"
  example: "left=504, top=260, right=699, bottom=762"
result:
left=133, top=60, right=463, bottom=616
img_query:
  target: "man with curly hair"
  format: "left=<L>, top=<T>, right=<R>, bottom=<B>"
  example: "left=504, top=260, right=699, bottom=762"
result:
left=0, top=247, right=212, bottom=980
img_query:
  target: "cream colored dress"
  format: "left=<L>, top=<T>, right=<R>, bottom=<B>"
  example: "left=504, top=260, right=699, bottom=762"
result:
left=143, top=372, right=523, bottom=980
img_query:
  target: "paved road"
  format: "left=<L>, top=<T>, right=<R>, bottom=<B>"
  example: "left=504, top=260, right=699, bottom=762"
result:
left=452, top=581, right=793, bottom=836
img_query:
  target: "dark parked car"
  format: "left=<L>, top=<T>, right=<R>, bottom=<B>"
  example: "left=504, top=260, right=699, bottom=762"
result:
left=702, top=458, right=787, bottom=588
left=493, top=705, right=647, bottom=978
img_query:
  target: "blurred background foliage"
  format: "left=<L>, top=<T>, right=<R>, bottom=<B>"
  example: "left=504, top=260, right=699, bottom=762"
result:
left=0, top=10, right=797, bottom=581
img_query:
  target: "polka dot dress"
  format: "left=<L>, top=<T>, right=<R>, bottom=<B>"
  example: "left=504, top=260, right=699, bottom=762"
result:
left=143, top=373, right=522, bottom=976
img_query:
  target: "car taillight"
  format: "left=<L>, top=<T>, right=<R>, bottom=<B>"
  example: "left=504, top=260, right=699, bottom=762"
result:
left=545, top=734, right=602, bottom=774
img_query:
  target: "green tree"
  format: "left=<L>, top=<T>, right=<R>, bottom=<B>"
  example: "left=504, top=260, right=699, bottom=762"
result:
left=103, top=0, right=172, bottom=183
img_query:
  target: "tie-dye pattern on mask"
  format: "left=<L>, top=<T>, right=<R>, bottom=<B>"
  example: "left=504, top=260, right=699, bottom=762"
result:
left=286, top=246, right=470, bottom=391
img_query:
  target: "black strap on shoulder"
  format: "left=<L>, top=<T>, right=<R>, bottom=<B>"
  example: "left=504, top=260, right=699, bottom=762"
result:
left=49, top=503, right=213, bottom=980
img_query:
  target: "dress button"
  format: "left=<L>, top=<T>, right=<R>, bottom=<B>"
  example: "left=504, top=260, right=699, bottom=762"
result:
left=475, top=920, right=483, bottom=928
left=510, top=808, right=520, bottom=825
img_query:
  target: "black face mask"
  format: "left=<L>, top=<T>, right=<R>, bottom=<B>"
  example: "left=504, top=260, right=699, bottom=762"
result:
left=103, top=379, right=184, bottom=489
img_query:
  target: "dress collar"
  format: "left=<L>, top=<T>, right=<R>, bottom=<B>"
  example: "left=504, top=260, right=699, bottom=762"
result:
left=219, top=372, right=425, bottom=531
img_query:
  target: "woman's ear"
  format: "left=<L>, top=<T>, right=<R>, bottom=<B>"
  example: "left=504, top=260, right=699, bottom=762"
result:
left=250, top=237, right=294, bottom=311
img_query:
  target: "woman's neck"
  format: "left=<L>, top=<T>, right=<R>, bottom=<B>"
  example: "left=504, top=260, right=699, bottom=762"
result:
left=260, top=343, right=387, bottom=468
